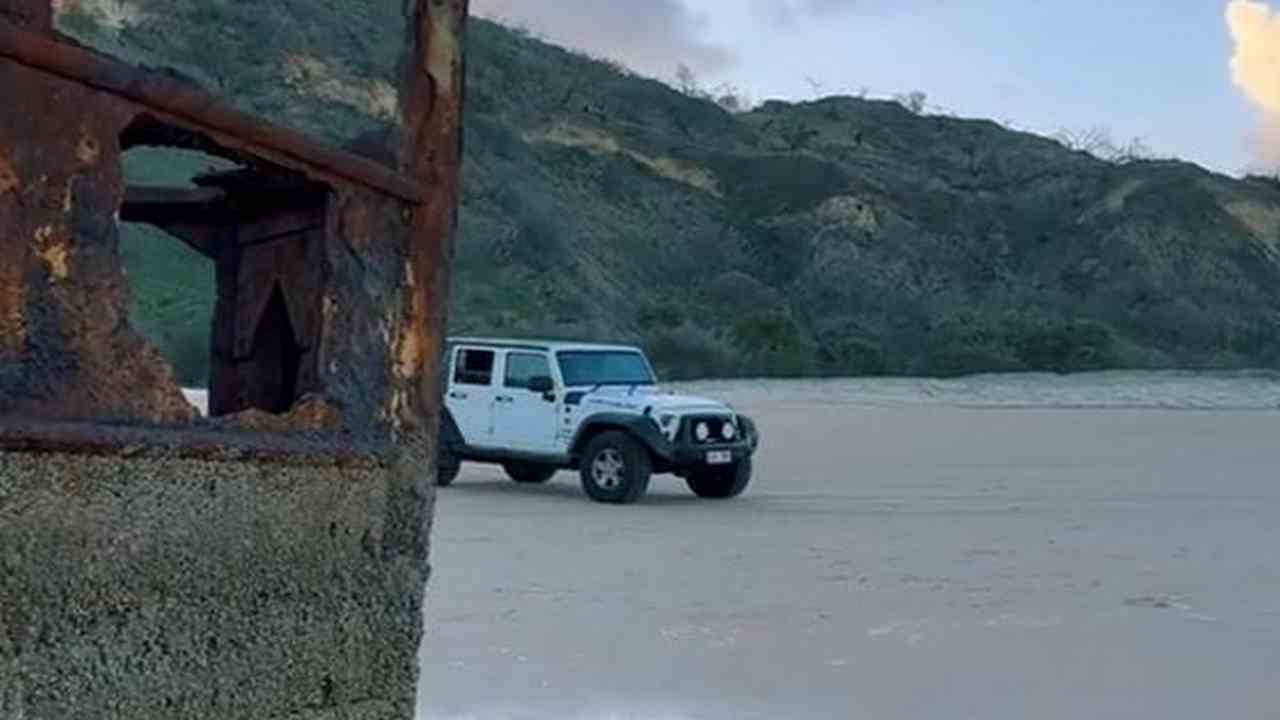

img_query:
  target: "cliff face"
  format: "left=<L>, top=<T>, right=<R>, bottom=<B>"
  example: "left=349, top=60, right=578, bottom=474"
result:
left=96, top=10, right=1280, bottom=380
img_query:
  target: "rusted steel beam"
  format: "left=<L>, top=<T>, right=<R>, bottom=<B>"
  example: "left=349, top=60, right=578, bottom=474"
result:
left=400, top=0, right=469, bottom=423
left=0, top=418, right=392, bottom=468
left=374, top=0, right=469, bottom=567
left=122, top=185, right=226, bottom=210
left=120, top=186, right=228, bottom=257
left=0, top=19, right=425, bottom=203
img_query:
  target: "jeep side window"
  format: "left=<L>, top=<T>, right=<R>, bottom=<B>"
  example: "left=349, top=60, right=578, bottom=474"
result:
left=440, top=342, right=456, bottom=390
left=454, top=349, right=495, bottom=386
left=505, top=352, right=551, bottom=390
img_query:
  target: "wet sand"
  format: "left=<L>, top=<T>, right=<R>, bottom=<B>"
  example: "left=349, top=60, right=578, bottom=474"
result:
left=417, top=382, right=1280, bottom=719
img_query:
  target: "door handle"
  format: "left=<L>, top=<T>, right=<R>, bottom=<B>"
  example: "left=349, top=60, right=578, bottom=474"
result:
left=495, top=396, right=514, bottom=404
left=449, top=391, right=468, bottom=400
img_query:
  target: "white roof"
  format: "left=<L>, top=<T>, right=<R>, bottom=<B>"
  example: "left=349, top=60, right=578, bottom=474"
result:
left=446, top=336, right=643, bottom=353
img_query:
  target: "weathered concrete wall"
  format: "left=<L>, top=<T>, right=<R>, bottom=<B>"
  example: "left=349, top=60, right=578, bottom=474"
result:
left=0, top=445, right=428, bottom=719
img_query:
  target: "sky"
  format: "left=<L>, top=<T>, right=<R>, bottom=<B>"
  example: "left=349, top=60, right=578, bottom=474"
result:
left=472, top=0, right=1280, bottom=177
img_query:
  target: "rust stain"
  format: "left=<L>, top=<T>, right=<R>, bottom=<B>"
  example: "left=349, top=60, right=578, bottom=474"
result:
left=219, top=394, right=341, bottom=433
left=0, top=149, right=16, bottom=195
left=387, top=388, right=408, bottom=434
left=424, top=14, right=460, bottom=99
left=33, top=224, right=69, bottom=280
left=394, top=327, right=423, bottom=381
left=75, top=129, right=100, bottom=165
left=393, top=263, right=424, bottom=381
left=0, top=266, right=25, bottom=354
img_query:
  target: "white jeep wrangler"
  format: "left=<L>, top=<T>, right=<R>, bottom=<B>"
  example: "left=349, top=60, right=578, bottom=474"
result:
left=435, top=337, right=759, bottom=504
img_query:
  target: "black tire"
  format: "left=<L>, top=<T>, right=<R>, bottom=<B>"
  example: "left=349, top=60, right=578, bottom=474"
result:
left=579, top=431, right=652, bottom=504
left=503, top=461, right=557, bottom=485
left=436, top=446, right=461, bottom=487
left=686, top=457, right=752, bottom=499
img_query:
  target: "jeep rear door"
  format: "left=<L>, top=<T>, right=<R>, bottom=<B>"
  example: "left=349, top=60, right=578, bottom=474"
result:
left=492, top=350, right=560, bottom=455
left=448, top=346, right=498, bottom=446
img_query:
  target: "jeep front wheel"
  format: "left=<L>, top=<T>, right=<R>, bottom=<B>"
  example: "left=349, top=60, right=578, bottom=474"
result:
left=686, top=457, right=752, bottom=499
left=504, top=461, right=557, bottom=485
left=579, top=431, right=652, bottom=504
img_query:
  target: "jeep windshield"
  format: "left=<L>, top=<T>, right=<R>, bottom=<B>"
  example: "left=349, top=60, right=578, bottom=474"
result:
left=556, top=350, right=656, bottom=387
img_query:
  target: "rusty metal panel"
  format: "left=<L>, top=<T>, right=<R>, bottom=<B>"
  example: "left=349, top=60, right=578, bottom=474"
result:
left=0, top=53, right=197, bottom=424
left=0, top=20, right=424, bottom=201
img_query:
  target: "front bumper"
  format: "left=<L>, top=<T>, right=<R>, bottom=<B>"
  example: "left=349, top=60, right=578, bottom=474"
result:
left=658, top=414, right=759, bottom=468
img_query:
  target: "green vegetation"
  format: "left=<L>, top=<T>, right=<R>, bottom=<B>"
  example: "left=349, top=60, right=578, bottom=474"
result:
left=84, top=8, right=1280, bottom=382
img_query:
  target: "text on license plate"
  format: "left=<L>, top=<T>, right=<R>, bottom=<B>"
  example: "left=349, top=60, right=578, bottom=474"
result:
left=705, top=450, right=732, bottom=465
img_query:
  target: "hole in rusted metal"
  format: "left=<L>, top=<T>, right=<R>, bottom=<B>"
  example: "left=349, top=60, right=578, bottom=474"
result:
left=248, top=283, right=304, bottom=415
left=119, top=147, right=228, bottom=391
left=114, top=113, right=331, bottom=419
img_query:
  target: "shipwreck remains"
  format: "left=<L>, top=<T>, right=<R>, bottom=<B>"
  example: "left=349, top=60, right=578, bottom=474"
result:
left=0, top=0, right=468, bottom=717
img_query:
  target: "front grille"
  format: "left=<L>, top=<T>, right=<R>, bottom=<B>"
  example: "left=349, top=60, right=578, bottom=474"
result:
left=685, top=415, right=736, bottom=445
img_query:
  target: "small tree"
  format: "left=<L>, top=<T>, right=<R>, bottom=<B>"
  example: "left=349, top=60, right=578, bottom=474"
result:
left=672, top=64, right=751, bottom=113
left=1112, top=137, right=1155, bottom=164
left=675, top=63, right=696, bottom=96
left=893, top=90, right=928, bottom=114
left=1053, top=127, right=1157, bottom=164
left=711, top=82, right=752, bottom=113
left=1052, top=127, right=1117, bottom=158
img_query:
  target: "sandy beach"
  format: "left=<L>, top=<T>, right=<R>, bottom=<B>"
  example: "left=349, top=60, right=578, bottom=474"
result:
left=417, top=376, right=1280, bottom=719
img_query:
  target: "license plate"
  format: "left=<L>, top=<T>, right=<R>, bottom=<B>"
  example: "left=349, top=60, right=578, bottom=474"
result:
left=705, top=450, right=732, bottom=465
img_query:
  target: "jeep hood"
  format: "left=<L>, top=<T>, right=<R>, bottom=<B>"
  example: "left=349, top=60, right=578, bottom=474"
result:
left=574, top=386, right=731, bottom=414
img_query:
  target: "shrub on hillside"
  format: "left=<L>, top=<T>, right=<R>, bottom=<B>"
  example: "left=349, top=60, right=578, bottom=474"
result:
left=730, top=311, right=817, bottom=377
left=1010, top=319, right=1118, bottom=373
left=815, top=338, right=888, bottom=377
left=644, top=323, right=738, bottom=380
left=494, top=185, right=568, bottom=271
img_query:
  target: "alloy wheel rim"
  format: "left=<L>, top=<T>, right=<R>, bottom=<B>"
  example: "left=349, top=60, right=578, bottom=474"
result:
left=592, top=448, right=625, bottom=490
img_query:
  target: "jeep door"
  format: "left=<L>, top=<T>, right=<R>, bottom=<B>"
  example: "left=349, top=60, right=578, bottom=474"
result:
left=447, top=346, right=498, bottom=446
left=492, top=350, right=560, bottom=455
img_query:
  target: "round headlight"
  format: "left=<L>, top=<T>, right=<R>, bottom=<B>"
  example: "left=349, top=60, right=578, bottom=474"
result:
left=722, top=422, right=736, bottom=440
left=695, top=422, right=710, bottom=441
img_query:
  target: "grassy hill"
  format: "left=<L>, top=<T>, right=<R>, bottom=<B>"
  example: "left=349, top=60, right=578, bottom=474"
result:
left=63, top=6, right=1280, bottom=383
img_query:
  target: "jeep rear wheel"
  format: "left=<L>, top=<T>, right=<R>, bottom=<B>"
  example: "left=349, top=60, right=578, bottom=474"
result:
left=436, top=446, right=462, bottom=487
left=579, top=431, right=652, bottom=504
left=686, top=457, right=752, bottom=499
left=504, top=461, right=557, bottom=485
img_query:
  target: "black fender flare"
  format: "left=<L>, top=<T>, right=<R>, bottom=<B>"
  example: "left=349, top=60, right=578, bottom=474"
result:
left=737, top=414, right=760, bottom=453
left=570, top=412, right=674, bottom=462
left=437, top=406, right=465, bottom=454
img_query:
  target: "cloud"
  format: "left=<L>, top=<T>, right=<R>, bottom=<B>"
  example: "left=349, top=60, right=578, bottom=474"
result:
left=1227, top=0, right=1280, bottom=169
left=751, top=0, right=943, bottom=25
left=470, top=0, right=733, bottom=79
left=1246, top=119, right=1280, bottom=172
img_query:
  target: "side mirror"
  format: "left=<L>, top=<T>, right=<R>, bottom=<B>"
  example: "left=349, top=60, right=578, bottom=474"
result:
left=527, top=376, right=555, bottom=394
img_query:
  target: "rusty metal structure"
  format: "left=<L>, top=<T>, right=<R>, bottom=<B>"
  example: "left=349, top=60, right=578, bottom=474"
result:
left=0, top=0, right=468, bottom=716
